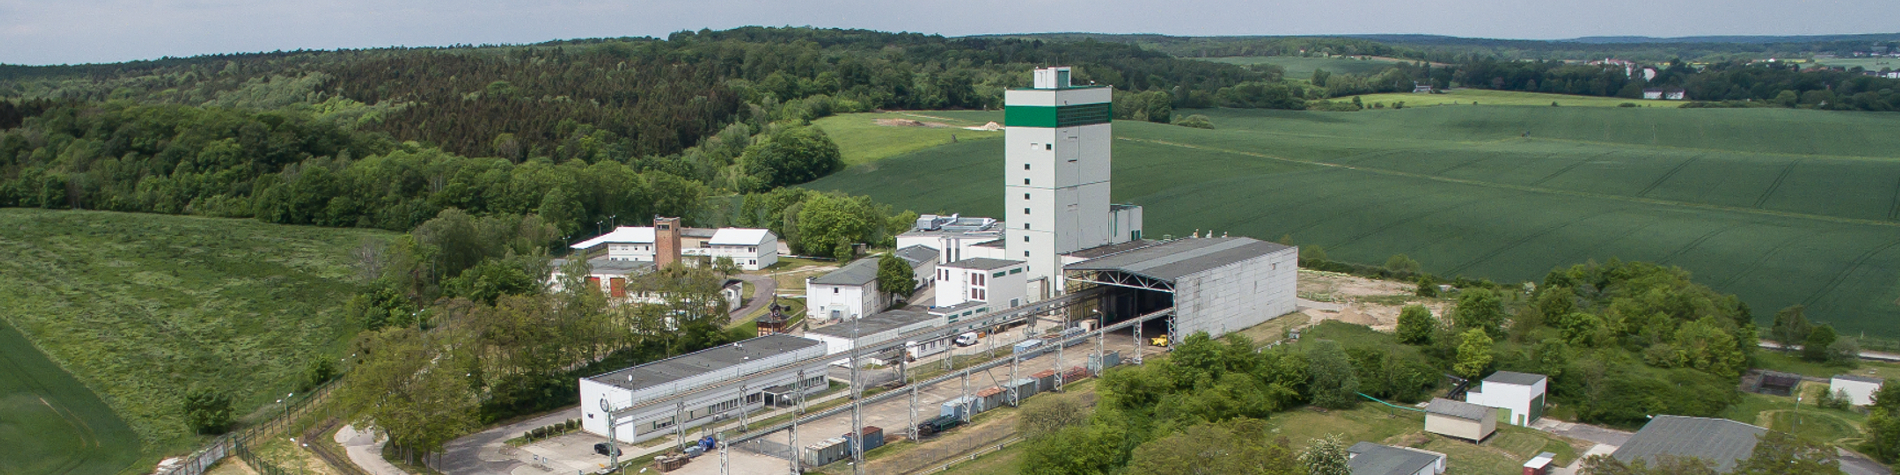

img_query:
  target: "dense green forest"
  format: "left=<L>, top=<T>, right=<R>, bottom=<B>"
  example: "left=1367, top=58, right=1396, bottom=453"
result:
left=1010, top=32, right=1900, bottom=63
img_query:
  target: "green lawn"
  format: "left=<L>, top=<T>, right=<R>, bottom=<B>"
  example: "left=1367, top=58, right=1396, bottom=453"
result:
left=1722, top=389, right=1870, bottom=447
left=1811, top=57, right=1899, bottom=71
left=812, top=111, right=1002, bottom=165
left=1263, top=404, right=1583, bottom=474
left=1198, top=55, right=1410, bottom=79
left=0, top=208, right=390, bottom=458
left=1338, top=89, right=1650, bottom=108
left=804, top=106, right=1900, bottom=338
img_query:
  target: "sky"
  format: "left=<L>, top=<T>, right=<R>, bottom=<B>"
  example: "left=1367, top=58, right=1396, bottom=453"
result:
left=3, top=0, right=1898, bottom=65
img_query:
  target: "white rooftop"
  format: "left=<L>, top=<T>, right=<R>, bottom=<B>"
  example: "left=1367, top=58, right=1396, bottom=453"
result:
left=572, top=226, right=656, bottom=249
left=710, top=228, right=774, bottom=246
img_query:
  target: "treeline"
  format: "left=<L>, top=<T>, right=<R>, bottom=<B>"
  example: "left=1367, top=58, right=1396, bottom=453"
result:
left=2, top=27, right=1288, bottom=161
left=1453, top=59, right=1900, bottom=111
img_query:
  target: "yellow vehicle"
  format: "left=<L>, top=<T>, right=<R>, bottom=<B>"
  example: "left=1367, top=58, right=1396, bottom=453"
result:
left=1149, top=334, right=1171, bottom=347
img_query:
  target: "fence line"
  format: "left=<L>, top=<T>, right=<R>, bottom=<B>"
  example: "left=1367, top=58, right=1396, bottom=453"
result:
left=154, top=379, right=344, bottom=475
left=914, top=436, right=1024, bottom=475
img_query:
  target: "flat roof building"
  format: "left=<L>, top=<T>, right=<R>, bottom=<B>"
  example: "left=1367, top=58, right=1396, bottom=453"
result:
left=804, top=309, right=954, bottom=365
left=579, top=334, right=829, bottom=443
left=1611, top=416, right=1766, bottom=473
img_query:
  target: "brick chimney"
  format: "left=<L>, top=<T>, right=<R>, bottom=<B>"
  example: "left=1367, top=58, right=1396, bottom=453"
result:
left=654, top=216, right=682, bottom=268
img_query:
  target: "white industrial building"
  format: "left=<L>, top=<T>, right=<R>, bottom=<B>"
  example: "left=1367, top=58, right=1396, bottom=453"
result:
left=1831, top=374, right=1886, bottom=406
left=935, top=258, right=1029, bottom=310
left=897, top=215, right=1008, bottom=264
left=803, top=309, right=956, bottom=365
left=572, top=223, right=778, bottom=271
left=1465, top=371, right=1548, bottom=426
left=579, top=334, right=829, bottom=443
left=1003, top=67, right=1143, bottom=300
left=806, top=247, right=940, bottom=323
left=1066, top=237, right=1298, bottom=343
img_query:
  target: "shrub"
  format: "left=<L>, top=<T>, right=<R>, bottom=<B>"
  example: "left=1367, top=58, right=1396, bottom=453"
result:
left=1619, top=102, right=1638, bottom=107
left=1174, top=114, right=1215, bottom=129
left=183, top=388, right=234, bottom=435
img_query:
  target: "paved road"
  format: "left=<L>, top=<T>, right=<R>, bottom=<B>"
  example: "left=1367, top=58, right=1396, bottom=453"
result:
left=1531, top=418, right=1633, bottom=447
left=437, top=407, right=580, bottom=475
left=1759, top=340, right=1900, bottom=362
left=334, top=424, right=409, bottom=475
left=728, top=273, right=779, bottom=326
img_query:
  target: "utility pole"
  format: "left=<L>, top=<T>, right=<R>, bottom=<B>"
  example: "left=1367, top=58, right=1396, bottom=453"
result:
left=789, top=369, right=804, bottom=475
left=849, top=316, right=864, bottom=475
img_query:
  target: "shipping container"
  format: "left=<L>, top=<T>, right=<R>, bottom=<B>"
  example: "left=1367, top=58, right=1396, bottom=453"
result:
left=1063, top=366, right=1090, bottom=383
left=1059, top=327, right=1088, bottom=347
left=941, top=396, right=979, bottom=419
left=976, top=386, right=1008, bottom=411
left=843, top=426, right=885, bottom=452
left=1031, top=369, right=1058, bottom=391
left=801, top=437, right=850, bottom=467
left=1007, top=377, right=1039, bottom=405
left=917, top=414, right=962, bottom=438
left=1087, top=351, right=1121, bottom=373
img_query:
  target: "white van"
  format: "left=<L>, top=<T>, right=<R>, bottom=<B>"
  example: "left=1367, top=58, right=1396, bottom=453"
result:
left=953, top=332, right=979, bottom=347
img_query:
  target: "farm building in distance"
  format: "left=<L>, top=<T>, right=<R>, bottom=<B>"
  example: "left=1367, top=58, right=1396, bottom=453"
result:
left=1611, top=415, right=1766, bottom=473
left=1831, top=374, right=1885, bottom=406
left=579, top=334, right=829, bottom=443
left=1642, top=88, right=1688, bottom=100
left=1424, top=398, right=1496, bottom=442
left=1464, top=371, right=1547, bottom=426
left=1347, top=442, right=1446, bottom=475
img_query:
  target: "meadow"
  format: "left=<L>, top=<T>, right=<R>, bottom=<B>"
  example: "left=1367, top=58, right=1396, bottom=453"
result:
left=0, top=209, right=391, bottom=466
left=0, top=319, right=142, bottom=475
left=1199, top=55, right=1409, bottom=78
left=812, top=111, right=1002, bottom=165
left=803, top=106, right=1900, bottom=339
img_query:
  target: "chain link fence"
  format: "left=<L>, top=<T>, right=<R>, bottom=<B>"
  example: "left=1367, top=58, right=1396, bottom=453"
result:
left=154, top=379, right=343, bottom=475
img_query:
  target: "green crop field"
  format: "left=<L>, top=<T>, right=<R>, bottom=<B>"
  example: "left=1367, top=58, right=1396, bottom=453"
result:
left=1340, top=89, right=1648, bottom=108
left=1199, top=55, right=1407, bottom=78
left=0, top=209, right=391, bottom=467
left=804, top=106, right=1900, bottom=339
left=0, top=319, right=141, bottom=475
left=1812, top=57, right=1899, bottom=71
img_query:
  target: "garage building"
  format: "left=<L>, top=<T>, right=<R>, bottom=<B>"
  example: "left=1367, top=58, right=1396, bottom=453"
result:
left=579, top=334, right=829, bottom=443
left=1424, top=398, right=1497, bottom=442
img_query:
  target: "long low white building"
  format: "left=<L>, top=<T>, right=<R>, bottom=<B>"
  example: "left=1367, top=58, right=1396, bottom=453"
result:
left=803, top=309, right=955, bottom=365
left=572, top=225, right=778, bottom=270
left=580, top=334, right=829, bottom=443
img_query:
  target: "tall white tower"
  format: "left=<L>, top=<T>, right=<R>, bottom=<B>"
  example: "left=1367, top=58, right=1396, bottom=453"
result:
left=1004, top=67, right=1139, bottom=299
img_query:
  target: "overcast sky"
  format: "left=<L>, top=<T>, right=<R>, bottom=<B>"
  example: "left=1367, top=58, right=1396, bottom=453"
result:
left=3, top=0, right=1897, bottom=65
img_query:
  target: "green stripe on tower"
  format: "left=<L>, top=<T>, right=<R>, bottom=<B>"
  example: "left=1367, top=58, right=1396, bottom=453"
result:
left=1005, top=103, right=1112, bottom=127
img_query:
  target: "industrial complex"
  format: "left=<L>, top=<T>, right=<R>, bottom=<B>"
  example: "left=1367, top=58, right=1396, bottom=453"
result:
left=566, top=66, right=1302, bottom=474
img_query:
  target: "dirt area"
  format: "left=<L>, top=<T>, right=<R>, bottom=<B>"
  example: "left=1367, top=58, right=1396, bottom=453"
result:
left=1296, top=270, right=1450, bottom=332
left=203, top=458, right=259, bottom=475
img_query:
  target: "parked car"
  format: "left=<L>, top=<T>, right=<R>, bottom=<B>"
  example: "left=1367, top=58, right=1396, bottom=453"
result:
left=594, top=442, right=622, bottom=456
left=954, top=332, right=979, bottom=347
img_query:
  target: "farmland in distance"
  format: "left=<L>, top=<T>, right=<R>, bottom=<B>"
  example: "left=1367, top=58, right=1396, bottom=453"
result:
left=804, top=106, right=1900, bottom=339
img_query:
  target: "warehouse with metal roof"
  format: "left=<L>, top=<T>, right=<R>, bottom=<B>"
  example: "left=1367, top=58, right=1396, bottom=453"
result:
left=1064, top=236, right=1298, bottom=345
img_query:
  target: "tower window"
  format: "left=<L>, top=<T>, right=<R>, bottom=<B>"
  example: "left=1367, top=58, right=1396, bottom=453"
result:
left=1024, top=193, right=1030, bottom=200
left=1024, top=179, right=1030, bottom=185
left=1024, top=251, right=1031, bottom=257
left=1023, top=236, right=1030, bottom=242
left=1023, top=208, right=1030, bottom=215
left=1045, top=144, right=1052, bottom=151
left=1023, top=223, right=1030, bottom=230
left=1024, top=164, right=1030, bottom=170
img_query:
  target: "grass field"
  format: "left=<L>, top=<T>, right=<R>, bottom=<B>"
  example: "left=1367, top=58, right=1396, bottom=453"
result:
left=812, top=111, right=1001, bottom=165
left=1199, top=55, right=1409, bottom=79
left=0, top=208, right=390, bottom=462
left=1812, top=57, right=1899, bottom=71
left=1339, top=89, right=1651, bottom=108
left=803, top=106, right=1900, bottom=338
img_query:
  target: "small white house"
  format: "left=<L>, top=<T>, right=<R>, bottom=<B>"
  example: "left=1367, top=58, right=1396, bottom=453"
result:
left=1831, top=374, right=1886, bottom=406
left=806, top=258, right=883, bottom=323
left=1425, top=398, right=1497, bottom=442
left=934, top=258, right=1028, bottom=309
left=1465, top=371, right=1547, bottom=426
